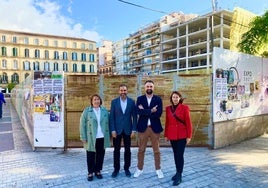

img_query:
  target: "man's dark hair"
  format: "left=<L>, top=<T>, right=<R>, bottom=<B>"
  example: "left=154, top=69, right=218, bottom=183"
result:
left=119, top=84, right=128, bottom=88
left=144, top=80, right=154, bottom=85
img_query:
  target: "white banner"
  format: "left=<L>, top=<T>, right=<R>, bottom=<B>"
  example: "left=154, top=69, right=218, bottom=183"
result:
left=213, top=48, right=268, bottom=122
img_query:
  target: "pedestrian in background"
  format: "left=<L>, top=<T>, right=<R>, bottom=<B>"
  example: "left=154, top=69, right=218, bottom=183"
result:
left=0, top=88, right=6, bottom=119
left=110, top=84, right=137, bottom=178
left=80, top=94, right=110, bottom=181
left=134, top=80, right=164, bottom=179
left=164, top=91, right=192, bottom=186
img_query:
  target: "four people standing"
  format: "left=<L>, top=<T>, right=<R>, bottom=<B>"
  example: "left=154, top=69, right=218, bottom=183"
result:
left=164, top=91, right=192, bottom=186
left=133, top=80, right=164, bottom=179
left=110, top=84, right=137, bottom=178
left=80, top=94, right=111, bottom=181
left=79, top=83, right=192, bottom=186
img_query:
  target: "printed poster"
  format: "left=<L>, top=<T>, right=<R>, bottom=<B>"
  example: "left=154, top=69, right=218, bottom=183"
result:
left=32, top=71, right=64, bottom=148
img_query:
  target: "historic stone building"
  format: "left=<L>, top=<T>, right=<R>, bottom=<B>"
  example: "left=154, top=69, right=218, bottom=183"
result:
left=0, top=29, right=97, bottom=90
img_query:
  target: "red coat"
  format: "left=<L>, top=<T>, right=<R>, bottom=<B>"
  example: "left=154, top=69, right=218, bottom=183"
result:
left=164, top=104, right=192, bottom=140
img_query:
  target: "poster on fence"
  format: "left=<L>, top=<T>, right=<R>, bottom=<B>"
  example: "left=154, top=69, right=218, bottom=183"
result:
left=213, top=47, right=268, bottom=122
left=32, top=71, right=64, bottom=148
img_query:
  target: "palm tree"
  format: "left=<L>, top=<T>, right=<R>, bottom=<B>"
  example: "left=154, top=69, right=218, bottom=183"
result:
left=238, top=10, right=268, bottom=57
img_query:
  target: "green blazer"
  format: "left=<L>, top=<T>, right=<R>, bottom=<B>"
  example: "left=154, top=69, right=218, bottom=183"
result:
left=80, top=106, right=111, bottom=151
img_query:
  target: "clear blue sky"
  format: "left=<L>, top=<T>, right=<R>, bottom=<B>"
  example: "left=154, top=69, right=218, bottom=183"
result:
left=0, top=0, right=267, bottom=46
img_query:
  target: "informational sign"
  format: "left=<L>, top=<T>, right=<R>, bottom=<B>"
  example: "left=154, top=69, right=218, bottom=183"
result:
left=213, top=48, right=268, bottom=122
left=32, top=71, right=64, bottom=148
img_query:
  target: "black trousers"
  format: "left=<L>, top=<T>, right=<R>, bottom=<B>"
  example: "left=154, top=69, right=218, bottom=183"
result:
left=170, top=138, right=187, bottom=174
left=113, top=132, right=131, bottom=171
left=86, top=138, right=105, bottom=174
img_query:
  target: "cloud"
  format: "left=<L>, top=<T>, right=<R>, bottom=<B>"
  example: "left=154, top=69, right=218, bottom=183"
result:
left=0, top=0, right=103, bottom=43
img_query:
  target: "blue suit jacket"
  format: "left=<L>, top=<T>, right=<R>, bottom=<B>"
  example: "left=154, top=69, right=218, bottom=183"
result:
left=109, top=97, right=137, bottom=135
left=136, top=94, right=163, bottom=133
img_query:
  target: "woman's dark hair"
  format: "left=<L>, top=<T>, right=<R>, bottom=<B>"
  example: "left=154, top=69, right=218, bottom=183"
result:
left=90, top=94, right=102, bottom=106
left=169, top=91, right=184, bottom=104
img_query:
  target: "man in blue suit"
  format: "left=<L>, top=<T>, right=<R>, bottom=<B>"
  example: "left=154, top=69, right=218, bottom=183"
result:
left=110, top=84, right=137, bottom=178
left=133, top=80, right=164, bottom=179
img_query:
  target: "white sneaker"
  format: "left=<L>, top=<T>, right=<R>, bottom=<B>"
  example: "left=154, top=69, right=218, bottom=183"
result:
left=156, top=169, right=164, bottom=179
left=133, top=168, right=143, bottom=178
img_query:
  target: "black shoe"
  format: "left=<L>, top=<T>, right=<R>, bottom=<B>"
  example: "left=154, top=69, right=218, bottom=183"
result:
left=172, top=174, right=182, bottom=186
left=111, top=170, right=119, bottom=178
left=87, top=174, right=93, bottom=181
left=125, top=169, right=131, bottom=177
left=95, top=172, right=103, bottom=179
left=171, top=173, right=178, bottom=181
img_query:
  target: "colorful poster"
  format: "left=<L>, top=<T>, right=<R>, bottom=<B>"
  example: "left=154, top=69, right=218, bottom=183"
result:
left=213, top=48, right=268, bottom=122
left=32, top=71, right=64, bottom=148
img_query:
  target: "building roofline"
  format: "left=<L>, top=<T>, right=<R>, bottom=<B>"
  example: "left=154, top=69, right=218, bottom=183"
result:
left=0, top=28, right=96, bottom=43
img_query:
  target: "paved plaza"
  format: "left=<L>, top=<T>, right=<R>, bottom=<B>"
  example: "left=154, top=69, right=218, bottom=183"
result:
left=0, top=98, right=267, bottom=188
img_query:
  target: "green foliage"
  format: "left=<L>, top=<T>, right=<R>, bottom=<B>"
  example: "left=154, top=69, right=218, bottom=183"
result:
left=238, top=10, right=268, bottom=56
left=7, top=82, right=16, bottom=92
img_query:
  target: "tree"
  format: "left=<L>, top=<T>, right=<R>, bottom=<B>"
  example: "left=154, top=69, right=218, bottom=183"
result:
left=238, top=10, right=268, bottom=57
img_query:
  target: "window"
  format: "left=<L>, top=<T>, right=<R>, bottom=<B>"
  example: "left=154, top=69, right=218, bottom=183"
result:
left=35, top=49, right=40, bottom=58
left=63, top=63, right=68, bottom=72
left=63, top=52, right=68, bottom=60
left=2, top=60, right=7, bottom=69
left=13, top=60, right=18, bottom=69
left=2, top=35, right=6, bottom=42
left=33, top=62, right=40, bottom=71
left=72, top=52, right=77, bottom=61
left=25, top=73, right=30, bottom=79
left=34, top=39, right=39, bottom=45
left=44, top=39, right=49, bottom=46
left=45, top=50, right=49, bottom=59
left=23, top=61, right=31, bottom=70
left=89, top=44, right=93, bottom=50
left=62, top=41, right=67, bottom=48
left=81, top=43, right=85, bottom=49
left=81, top=64, right=86, bottom=72
left=54, top=51, right=59, bottom=59
left=73, top=42, right=77, bottom=48
left=1, top=73, right=8, bottom=84
left=90, top=65, right=94, bottom=73
left=25, top=49, right=30, bottom=58
left=12, top=36, right=17, bottom=43
left=54, top=62, right=59, bottom=71
left=44, top=62, right=50, bottom=71
left=81, top=53, right=86, bottom=61
left=13, top=48, right=18, bottom=57
left=1, top=47, right=7, bottom=56
left=73, top=63, right=77, bottom=72
left=89, top=54, right=95, bottom=62
left=54, top=40, right=58, bottom=47
left=24, top=37, right=29, bottom=44
left=11, top=73, right=19, bottom=84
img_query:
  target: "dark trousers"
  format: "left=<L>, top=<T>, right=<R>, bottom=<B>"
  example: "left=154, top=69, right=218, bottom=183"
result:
left=113, top=132, right=131, bottom=171
left=86, top=138, right=105, bottom=174
left=170, top=138, right=187, bottom=174
left=0, top=103, right=3, bottom=118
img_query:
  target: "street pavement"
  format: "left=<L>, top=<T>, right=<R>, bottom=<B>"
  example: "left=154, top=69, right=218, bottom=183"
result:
left=0, top=98, right=267, bottom=188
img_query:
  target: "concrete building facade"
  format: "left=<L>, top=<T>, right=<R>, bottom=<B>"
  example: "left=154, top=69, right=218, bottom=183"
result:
left=113, top=8, right=255, bottom=75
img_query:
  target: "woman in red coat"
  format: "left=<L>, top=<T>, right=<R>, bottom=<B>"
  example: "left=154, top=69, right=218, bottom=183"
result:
left=164, top=91, right=192, bottom=186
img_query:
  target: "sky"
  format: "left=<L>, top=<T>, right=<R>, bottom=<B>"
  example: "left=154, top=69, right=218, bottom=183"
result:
left=0, top=0, right=267, bottom=46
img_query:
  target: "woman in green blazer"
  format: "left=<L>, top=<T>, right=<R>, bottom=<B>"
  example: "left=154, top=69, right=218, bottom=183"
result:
left=80, top=94, right=110, bottom=181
